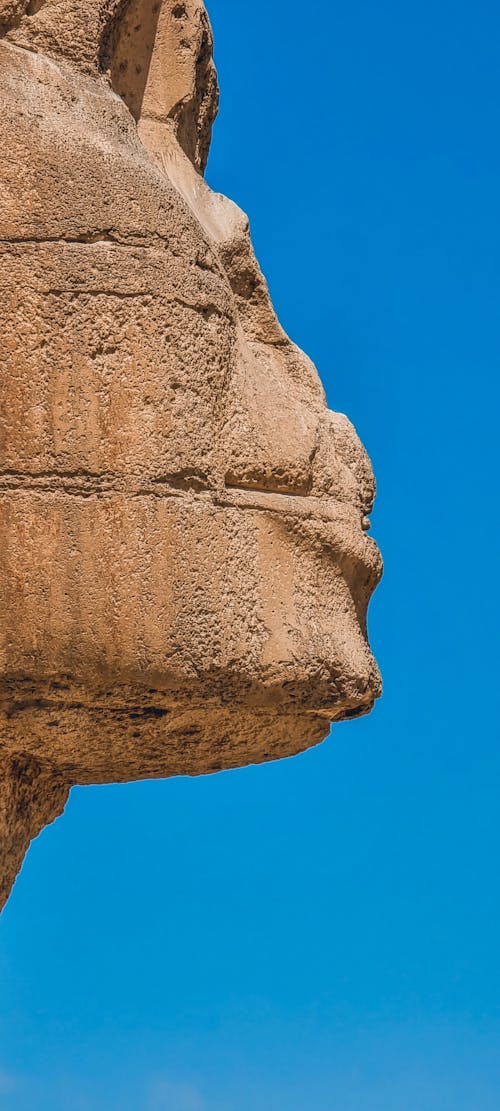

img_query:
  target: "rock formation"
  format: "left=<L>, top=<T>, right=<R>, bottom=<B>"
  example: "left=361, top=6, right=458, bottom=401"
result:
left=0, top=0, right=382, bottom=910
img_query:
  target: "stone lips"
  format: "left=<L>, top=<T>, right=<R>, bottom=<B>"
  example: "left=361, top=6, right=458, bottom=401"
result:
left=0, top=0, right=382, bottom=908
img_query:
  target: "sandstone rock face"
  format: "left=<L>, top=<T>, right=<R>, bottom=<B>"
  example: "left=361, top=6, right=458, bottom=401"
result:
left=0, top=0, right=382, bottom=909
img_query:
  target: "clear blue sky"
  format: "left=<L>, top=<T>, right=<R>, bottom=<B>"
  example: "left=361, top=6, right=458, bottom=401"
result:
left=1, top=1, right=500, bottom=1108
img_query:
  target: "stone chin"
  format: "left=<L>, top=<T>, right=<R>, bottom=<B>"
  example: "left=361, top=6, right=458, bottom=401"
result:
left=0, top=0, right=382, bottom=908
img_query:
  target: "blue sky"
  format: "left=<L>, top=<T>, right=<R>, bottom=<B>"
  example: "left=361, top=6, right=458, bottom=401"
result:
left=1, top=1, right=500, bottom=1107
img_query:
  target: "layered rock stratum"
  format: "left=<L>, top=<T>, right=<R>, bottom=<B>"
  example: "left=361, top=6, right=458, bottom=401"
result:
left=0, top=0, right=382, bottom=909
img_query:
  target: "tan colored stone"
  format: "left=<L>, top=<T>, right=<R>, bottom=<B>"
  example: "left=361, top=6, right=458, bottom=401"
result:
left=0, top=0, right=382, bottom=909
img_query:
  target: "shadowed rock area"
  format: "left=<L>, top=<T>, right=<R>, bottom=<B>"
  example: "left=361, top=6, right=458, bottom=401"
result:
left=0, top=0, right=382, bottom=908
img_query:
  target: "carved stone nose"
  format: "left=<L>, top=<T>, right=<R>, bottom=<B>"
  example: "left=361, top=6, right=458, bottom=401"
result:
left=310, top=410, right=377, bottom=515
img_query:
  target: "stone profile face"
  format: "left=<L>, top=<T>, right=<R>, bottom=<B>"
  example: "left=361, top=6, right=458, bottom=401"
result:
left=0, top=0, right=382, bottom=908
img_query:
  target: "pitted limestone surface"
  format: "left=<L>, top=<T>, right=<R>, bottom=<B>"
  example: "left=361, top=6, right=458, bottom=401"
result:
left=0, top=0, right=382, bottom=909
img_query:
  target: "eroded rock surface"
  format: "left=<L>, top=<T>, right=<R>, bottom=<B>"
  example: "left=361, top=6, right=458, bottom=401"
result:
left=0, top=0, right=382, bottom=909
